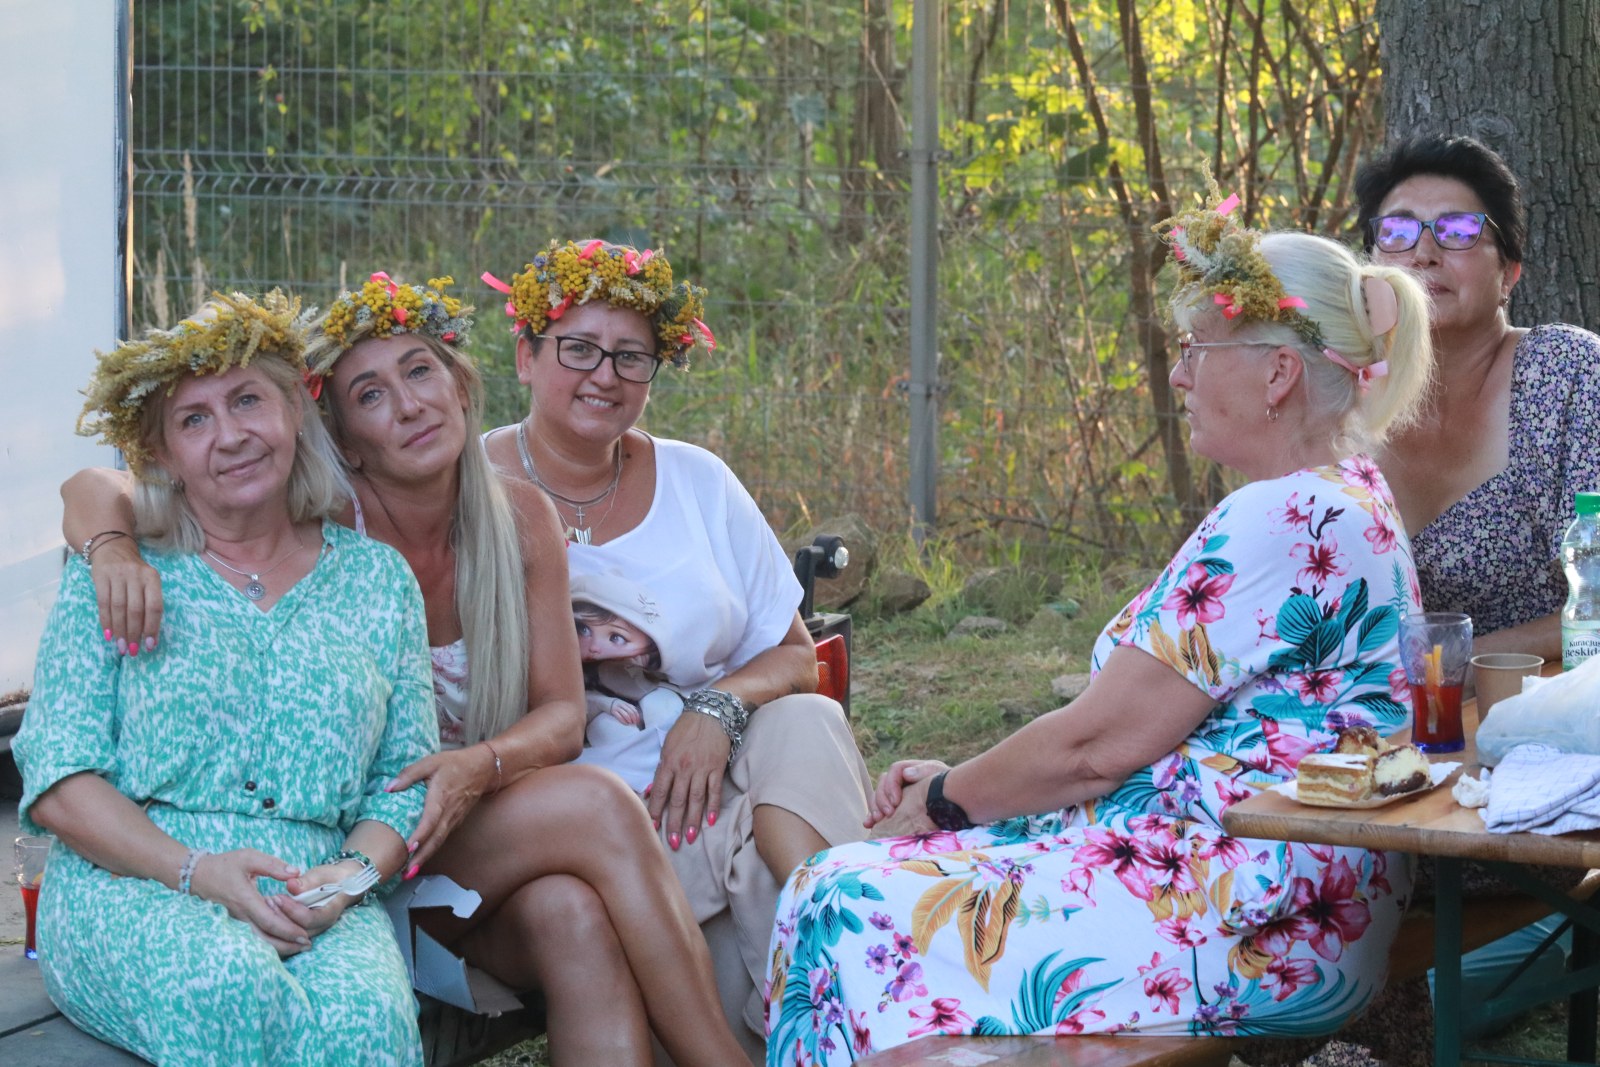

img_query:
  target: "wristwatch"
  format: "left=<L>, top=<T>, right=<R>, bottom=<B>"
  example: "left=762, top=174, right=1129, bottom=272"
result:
left=924, top=770, right=974, bottom=831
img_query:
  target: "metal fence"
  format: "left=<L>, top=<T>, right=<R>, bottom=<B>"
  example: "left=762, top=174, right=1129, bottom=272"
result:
left=130, top=0, right=1379, bottom=563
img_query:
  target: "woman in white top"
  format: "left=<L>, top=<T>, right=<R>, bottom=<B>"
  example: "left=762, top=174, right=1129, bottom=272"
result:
left=62, top=275, right=750, bottom=1067
left=481, top=240, right=875, bottom=1060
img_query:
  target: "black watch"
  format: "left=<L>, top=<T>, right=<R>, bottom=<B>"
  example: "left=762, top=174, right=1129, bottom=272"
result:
left=924, top=770, right=974, bottom=831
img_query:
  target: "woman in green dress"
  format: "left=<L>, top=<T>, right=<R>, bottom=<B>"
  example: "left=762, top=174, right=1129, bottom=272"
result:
left=16, top=292, right=437, bottom=1065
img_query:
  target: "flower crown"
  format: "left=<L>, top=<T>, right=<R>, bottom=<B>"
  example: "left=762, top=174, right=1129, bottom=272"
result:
left=483, top=239, right=715, bottom=368
left=77, top=290, right=308, bottom=474
left=1153, top=185, right=1331, bottom=352
left=1154, top=182, right=1398, bottom=392
left=303, top=273, right=474, bottom=400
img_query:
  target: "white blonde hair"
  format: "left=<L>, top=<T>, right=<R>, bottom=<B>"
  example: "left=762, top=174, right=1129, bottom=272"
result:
left=1174, top=231, right=1434, bottom=455
left=313, top=326, right=531, bottom=743
left=135, top=355, right=351, bottom=551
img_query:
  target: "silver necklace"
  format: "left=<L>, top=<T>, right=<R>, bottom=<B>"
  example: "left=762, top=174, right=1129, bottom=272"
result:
left=205, top=534, right=305, bottom=601
left=516, top=420, right=622, bottom=545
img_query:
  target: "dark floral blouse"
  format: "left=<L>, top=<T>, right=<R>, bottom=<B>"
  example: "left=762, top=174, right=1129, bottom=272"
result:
left=1410, top=323, right=1600, bottom=635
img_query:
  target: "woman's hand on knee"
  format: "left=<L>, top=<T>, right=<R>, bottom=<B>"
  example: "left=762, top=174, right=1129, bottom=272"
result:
left=648, top=712, right=730, bottom=848
left=190, top=848, right=311, bottom=956
left=386, top=747, right=496, bottom=872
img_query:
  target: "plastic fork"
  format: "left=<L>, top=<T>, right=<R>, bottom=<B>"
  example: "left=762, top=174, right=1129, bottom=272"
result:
left=291, top=862, right=381, bottom=909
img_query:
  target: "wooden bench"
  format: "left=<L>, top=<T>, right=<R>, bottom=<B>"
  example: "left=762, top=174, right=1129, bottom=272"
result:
left=854, top=875, right=1600, bottom=1067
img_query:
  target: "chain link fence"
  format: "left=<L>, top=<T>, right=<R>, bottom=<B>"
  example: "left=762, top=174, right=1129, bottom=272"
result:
left=131, top=0, right=1379, bottom=563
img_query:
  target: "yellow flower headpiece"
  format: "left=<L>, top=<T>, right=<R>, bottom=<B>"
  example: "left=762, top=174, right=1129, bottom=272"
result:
left=304, top=273, right=474, bottom=398
left=77, top=289, right=308, bottom=474
left=483, top=239, right=715, bottom=368
left=1153, top=183, right=1329, bottom=352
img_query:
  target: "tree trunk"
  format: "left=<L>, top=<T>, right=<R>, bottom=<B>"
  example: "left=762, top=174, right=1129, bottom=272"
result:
left=1378, top=0, right=1600, bottom=330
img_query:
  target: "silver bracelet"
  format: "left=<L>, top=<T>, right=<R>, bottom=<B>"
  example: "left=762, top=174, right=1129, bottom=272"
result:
left=178, top=848, right=208, bottom=895
left=683, top=688, right=751, bottom=765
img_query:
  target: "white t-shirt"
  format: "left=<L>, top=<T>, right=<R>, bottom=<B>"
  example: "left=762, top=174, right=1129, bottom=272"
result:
left=567, top=435, right=802, bottom=691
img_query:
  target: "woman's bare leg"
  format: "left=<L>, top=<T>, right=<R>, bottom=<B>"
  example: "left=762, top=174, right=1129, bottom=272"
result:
left=460, top=875, right=650, bottom=1067
left=753, top=804, right=829, bottom=883
left=423, top=764, right=749, bottom=1067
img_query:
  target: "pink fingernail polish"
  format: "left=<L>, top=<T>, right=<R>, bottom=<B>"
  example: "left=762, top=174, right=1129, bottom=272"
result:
left=668, top=833, right=680, bottom=850
left=686, top=826, right=697, bottom=844
left=104, top=628, right=113, bottom=641
left=407, top=841, right=418, bottom=854
left=643, top=784, right=652, bottom=798
left=128, top=643, right=139, bottom=658
left=144, top=636, right=157, bottom=652
left=653, top=818, right=659, bottom=830
left=707, top=811, right=717, bottom=827
left=404, top=865, right=419, bottom=880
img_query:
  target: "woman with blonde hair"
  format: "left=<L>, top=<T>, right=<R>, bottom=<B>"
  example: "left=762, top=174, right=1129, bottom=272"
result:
left=22, top=291, right=435, bottom=1063
left=763, top=195, right=1433, bottom=1064
left=63, top=276, right=752, bottom=1066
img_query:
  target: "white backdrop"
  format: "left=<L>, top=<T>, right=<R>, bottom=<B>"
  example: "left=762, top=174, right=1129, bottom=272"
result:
left=0, top=0, right=121, bottom=693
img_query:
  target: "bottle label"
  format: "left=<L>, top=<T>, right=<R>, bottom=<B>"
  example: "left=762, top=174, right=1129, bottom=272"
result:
left=1562, top=624, right=1600, bottom=671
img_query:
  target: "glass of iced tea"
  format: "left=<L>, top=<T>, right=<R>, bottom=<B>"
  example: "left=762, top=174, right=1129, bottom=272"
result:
left=1399, top=612, right=1473, bottom=753
left=14, top=835, right=50, bottom=960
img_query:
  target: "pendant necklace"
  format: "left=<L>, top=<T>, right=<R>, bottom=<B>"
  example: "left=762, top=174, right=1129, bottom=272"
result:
left=516, top=419, right=622, bottom=545
left=205, top=533, right=305, bottom=601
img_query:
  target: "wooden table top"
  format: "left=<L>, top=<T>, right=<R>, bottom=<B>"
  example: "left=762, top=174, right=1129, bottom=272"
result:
left=1222, top=669, right=1600, bottom=869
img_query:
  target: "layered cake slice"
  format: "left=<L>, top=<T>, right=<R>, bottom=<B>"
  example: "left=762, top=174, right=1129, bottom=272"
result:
left=1295, top=753, right=1377, bottom=805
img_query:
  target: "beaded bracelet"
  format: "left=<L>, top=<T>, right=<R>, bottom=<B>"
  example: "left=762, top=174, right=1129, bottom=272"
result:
left=79, top=529, right=131, bottom=565
left=177, top=848, right=208, bottom=895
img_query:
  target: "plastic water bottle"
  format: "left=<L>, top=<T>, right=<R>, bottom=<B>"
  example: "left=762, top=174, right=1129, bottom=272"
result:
left=1561, top=491, right=1600, bottom=670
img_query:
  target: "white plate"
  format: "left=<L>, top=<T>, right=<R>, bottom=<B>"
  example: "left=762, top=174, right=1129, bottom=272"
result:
left=1273, top=762, right=1461, bottom=809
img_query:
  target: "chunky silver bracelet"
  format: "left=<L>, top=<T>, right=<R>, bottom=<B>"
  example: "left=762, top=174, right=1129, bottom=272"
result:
left=683, top=688, right=752, bottom=765
left=177, top=848, right=208, bottom=895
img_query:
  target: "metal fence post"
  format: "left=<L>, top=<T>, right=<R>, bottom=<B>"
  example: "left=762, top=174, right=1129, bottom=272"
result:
left=908, top=0, right=939, bottom=543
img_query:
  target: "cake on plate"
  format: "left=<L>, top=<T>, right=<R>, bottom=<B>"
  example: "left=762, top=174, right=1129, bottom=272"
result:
left=1293, top=728, right=1433, bottom=806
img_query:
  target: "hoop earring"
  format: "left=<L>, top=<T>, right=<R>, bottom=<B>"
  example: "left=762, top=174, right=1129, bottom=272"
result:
left=1267, top=405, right=1281, bottom=423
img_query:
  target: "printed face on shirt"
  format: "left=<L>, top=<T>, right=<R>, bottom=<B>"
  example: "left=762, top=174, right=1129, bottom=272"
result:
left=575, top=614, right=657, bottom=664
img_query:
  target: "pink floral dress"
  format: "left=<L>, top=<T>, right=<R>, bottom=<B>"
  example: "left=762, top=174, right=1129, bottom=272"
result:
left=764, top=458, right=1423, bottom=1065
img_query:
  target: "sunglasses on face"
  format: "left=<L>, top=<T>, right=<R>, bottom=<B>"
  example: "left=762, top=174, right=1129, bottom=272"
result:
left=1368, top=212, right=1497, bottom=254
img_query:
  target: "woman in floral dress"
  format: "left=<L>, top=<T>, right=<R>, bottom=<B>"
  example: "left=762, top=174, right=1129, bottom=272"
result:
left=764, top=201, right=1437, bottom=1065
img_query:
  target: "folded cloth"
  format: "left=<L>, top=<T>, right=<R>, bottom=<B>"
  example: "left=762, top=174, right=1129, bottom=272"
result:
left=1484, top=743, right=1600, bottom=834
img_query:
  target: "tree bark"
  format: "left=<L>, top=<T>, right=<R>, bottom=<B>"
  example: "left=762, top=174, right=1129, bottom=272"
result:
left=1378, top=0, right=1600, bottom=330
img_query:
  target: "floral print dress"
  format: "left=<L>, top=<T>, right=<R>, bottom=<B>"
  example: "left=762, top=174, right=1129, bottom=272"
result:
left=14, top=523, right=438, bottom=1066
left=764, top=458, right=1423, bottom=1065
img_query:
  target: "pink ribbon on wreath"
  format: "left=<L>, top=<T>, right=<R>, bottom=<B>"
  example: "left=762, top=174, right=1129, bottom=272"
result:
left=481, top=272, right=524, bottom=331
left=1322, top=347, right=1389, bottom=392
left=302, top=370, right=323, bottom=401
left=369, top=272, right=407, bottom=324
left=1215, top=193, right=1240, bottom=217
left=1213, top=292, right=1243, bottom=319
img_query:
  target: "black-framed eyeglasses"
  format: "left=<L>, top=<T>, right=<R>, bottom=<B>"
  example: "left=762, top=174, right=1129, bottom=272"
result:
left=533, top=334, right=663, bottom=383
left=1176, top=334, right=1277, bottom=374
left=1368, top=212, right=1498, bottom=254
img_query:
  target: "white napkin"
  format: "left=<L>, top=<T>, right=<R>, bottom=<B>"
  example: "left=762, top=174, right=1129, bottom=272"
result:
left=1483, top=743, right=1600, bottom=834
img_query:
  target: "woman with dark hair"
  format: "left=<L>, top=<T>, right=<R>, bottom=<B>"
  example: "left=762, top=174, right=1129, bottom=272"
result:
left=1356, top=134, right=1600, bottom=659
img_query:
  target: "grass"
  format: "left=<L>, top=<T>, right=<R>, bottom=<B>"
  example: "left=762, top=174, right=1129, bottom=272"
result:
left=484, top=554, right=1583, bottom=1065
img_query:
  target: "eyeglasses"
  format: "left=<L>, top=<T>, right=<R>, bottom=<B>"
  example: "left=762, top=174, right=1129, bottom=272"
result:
left=533, top=335, right=663, bottom=383
left=1368, top=212, right=1498, bottom=254
left=1176, top=334, right=1278, bottom=374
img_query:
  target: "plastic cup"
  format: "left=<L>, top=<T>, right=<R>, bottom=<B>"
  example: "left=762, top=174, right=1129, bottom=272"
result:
left=14, top=835, right=50, bottom=960
left=1470, top=653, right=1545, bottom=719
left=1399, top=612, right=1473, bottom=753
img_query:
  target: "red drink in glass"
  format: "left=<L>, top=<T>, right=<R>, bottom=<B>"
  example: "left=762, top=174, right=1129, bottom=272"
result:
left=20, top=880, right=40, bottom=959
left=1409, top=681, right=1465, bottom=753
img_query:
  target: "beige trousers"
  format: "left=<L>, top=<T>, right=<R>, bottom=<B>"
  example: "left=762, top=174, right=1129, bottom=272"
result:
left=659, top=693, right=873, bottom=1064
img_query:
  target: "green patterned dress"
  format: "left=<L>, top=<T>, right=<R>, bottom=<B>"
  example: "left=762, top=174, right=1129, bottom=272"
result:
left=14, top=521, right=438, bottom=1066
